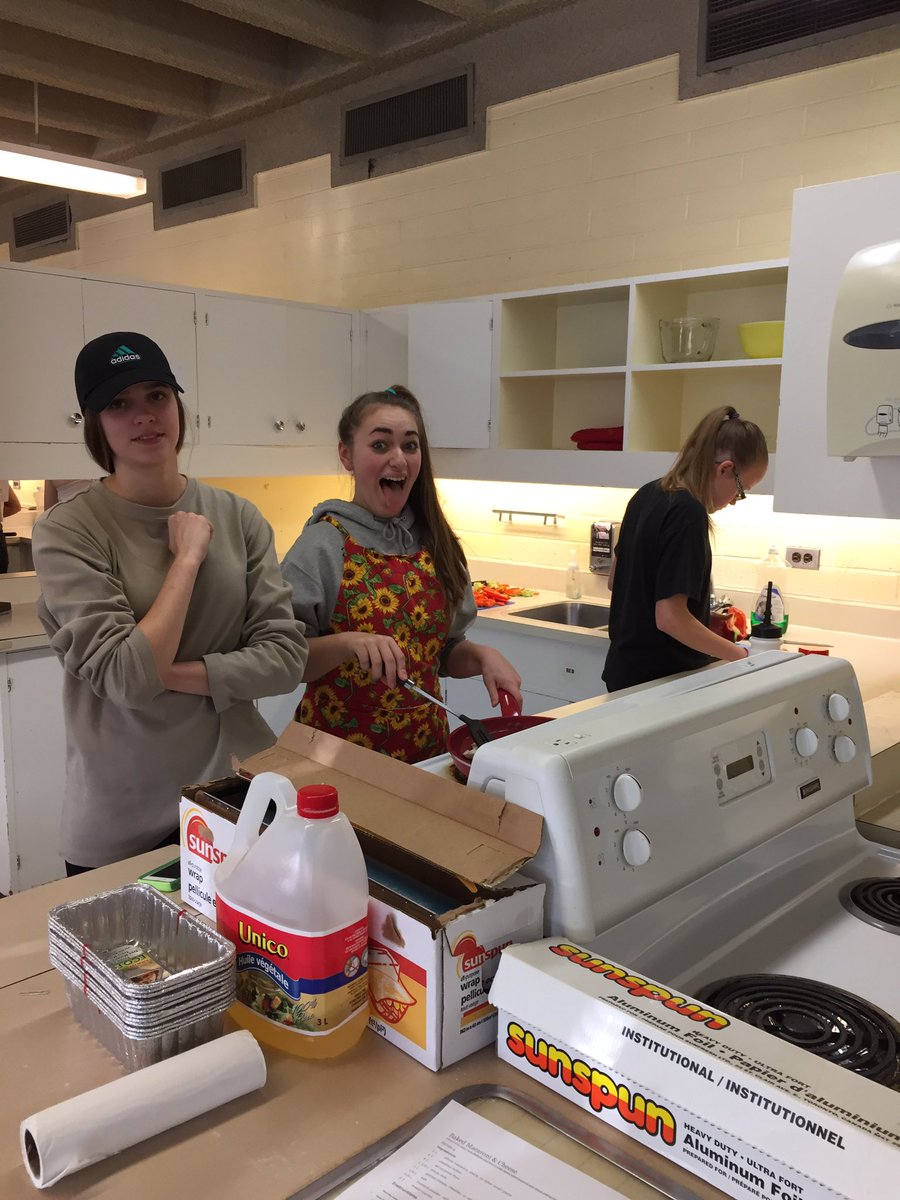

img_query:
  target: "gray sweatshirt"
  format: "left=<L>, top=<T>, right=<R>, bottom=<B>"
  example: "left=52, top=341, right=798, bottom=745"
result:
left=33, top=479, right=308, bottom=867
left=281, top=499, right=476, bottom=661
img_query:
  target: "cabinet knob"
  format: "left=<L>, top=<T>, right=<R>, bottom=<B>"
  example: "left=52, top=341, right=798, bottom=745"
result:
left=273, top=419, right=285, bottom=433
left=68, top=412, right=84, bottom=426
left=295, top=421, right=306, bottom=433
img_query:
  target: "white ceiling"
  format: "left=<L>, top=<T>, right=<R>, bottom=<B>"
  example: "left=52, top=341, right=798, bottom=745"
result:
left=0, top=0, right=572, bottom=164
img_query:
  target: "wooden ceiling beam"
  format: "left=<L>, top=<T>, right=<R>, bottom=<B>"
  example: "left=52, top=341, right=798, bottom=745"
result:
left=179, top=0, right=380, bottom=60
left=413, top=0, right=497, bottom=16
left=0, top=115, right=97, bottom=158
left=0, top=21, right=214, bottom=118
left=0, top=77, right=152, bottom=142
left=0, top=0, right=288, bottom=93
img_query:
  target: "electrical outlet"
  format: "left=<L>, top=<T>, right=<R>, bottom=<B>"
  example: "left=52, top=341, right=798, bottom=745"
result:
left=786, top=546, right=820, bottom=570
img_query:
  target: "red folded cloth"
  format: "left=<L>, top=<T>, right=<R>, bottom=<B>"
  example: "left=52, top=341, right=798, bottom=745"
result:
left=571, top=426, right=624, bottom=441
left=570, top=425, right=624, bottom=450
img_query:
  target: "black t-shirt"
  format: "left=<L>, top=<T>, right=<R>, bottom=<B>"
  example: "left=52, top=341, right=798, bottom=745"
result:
left=602, top=480, right=713, bottom=692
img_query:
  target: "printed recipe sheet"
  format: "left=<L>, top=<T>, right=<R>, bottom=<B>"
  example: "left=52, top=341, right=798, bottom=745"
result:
left=338, top=1099, right=628, bottom=1198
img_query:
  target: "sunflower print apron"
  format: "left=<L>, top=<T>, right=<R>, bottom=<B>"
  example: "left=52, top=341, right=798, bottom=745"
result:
left=299, top=517, right=452, bottom=763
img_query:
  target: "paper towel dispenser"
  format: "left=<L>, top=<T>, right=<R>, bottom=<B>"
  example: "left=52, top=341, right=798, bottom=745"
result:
left=827, top=239, right=900, bottom=458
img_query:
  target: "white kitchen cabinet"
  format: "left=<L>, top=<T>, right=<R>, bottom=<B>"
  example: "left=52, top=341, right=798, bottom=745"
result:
left=443, top=618, right=608, bottom=723
left=408, top=299, right=492, bottom=448
left=0, top=647, right=67, bottom=893
left=285, top=305, right=353, bottom=445
left=360, top=307, right=408, bottom=394
left=0, top=266, right=85, bottom=443
left=82, top=278, right=199, bottom=423
left=197, top=292, right=352, bottom=447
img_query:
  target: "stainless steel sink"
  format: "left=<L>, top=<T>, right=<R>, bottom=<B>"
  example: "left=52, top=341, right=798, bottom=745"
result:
left=507, top=600, right=610, bottom=628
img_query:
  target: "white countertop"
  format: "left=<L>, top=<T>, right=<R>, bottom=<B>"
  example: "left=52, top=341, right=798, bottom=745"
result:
left=475, top=589, right=898, bottom=704
left=0, top=602, right=48, bottom=653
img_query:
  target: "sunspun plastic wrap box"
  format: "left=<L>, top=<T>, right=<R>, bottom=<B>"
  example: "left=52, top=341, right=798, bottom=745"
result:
left=181, top=723, right=544, bottom=1070
left=491, top=940, right=900, bottom=1200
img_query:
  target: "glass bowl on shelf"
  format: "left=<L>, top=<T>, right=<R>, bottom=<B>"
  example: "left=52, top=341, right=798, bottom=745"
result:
left=659, top=317, right=719, bottom=363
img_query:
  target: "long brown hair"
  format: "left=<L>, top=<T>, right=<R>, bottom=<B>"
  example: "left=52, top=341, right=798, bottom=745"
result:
left=83, top=391, right=187, bottom=474
left=660, top=406, right=768, bottom=514
left=338, top=385, right=469, bottom=607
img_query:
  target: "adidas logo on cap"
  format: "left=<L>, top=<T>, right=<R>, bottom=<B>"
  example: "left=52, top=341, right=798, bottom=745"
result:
left=110, top=344, right=141, bottom=365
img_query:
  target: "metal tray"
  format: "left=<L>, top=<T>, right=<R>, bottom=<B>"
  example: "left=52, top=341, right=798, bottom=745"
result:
left=289, top=1084, right=718, bottom=1200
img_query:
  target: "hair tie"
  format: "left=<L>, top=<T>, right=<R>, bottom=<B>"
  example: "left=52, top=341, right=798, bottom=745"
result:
left=722, top=408, right=740, bottom=422
left=385, top=386, right=397, bottom=396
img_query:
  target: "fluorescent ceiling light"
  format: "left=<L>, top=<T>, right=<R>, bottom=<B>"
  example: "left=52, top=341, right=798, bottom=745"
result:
left=0, top=141, right=146, bottom=199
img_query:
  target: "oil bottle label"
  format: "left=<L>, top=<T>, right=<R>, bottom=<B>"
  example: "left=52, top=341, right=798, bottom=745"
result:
left=217, top=897, right=368, bottom=1035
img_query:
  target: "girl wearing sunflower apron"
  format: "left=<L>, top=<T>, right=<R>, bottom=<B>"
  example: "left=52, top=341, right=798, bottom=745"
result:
left=282, top=385, right=522, bottom=764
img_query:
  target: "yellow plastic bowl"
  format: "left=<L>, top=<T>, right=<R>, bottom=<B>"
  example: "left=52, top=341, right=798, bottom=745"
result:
left=738, top=320, right=784, bottom=358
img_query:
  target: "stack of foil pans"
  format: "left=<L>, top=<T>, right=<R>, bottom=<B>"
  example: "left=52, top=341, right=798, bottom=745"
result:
left=48, top=883, right=236, bottom=1071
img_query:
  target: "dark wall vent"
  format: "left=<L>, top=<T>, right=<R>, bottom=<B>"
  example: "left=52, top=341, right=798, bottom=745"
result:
left=701, top=0, right=900, bottom=70
left=13, top=199, right=71, bottom=250
left=342, top=67, right=473, bottom=160
left=160, top=146, right=245, bottom=210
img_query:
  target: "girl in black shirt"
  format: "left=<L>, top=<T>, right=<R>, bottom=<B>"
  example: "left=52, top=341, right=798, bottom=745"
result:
left=602, top=406, right=768, bottom=693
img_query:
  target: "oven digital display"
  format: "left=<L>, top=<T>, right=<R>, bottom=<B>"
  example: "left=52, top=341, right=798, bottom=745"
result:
left=712, top=730, right=771, bottom=805
left=725, top=753, right=755, bottom=780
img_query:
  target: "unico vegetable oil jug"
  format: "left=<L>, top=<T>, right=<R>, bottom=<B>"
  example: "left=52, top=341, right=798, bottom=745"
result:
left=215, top=771, right=370, bottom=1058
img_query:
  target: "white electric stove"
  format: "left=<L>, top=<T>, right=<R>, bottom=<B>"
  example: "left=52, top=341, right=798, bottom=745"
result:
left=443, top=652, right=900, bottom=1093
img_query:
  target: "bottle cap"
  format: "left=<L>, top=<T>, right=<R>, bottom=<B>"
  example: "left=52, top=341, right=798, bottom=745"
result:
left=297, top=784, right=339, bottom=818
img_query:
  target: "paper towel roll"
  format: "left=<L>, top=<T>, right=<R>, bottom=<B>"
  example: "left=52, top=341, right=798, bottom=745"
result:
left=20, top=1030, right=267, bottom=1189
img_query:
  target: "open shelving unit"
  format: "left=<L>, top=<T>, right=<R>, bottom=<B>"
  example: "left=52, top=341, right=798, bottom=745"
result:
left=496, top=262, right=788, bottom=459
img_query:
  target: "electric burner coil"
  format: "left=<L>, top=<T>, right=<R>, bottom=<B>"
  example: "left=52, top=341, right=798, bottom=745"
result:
left=697, top=973, right=900, bottom=1088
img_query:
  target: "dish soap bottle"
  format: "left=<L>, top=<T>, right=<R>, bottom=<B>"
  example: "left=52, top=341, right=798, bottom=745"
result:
left=565, top=556, right=582, bottom=599
left=216, top=772, right=370, bottom=1059
left=752, top=545, right=789, bottom=635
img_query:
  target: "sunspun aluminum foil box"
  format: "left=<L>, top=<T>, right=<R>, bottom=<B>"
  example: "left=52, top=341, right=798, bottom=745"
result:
left=491, top=940, right=900, bottom=1200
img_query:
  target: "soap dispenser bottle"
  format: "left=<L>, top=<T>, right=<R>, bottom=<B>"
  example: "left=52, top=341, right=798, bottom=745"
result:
left=565, top=556, right=582, bottom=599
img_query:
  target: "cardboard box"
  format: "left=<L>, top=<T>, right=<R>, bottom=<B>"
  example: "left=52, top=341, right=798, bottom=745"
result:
left=491, top=940, right=900, bottom=1200
left=181, top=723, right=544, bottom=1070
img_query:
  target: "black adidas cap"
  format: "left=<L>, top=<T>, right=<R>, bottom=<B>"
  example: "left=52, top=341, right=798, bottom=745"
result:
left=75, top=331, right=184, bottom=414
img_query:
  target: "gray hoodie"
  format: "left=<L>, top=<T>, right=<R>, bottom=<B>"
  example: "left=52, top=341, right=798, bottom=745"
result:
left=281, top=499, right=476, bottom=665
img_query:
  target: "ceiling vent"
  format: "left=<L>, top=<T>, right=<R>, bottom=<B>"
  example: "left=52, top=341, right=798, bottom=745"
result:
left=160, top=146, right=245, bottom=211
left=342, top=67, right=473, bottom=160
left=701, top=0, right=900, bottom=70
left=13, top=198, right=72, bottom=251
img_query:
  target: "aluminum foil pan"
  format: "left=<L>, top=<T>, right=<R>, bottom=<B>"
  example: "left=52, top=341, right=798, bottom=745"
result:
left=49, top=884, right=237, bottom=1066
left=64, top=981, right=229, bottom=1072
left=48, top=884, right=234, bottom=993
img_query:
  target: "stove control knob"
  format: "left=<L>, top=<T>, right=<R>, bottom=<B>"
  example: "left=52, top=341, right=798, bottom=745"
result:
left=794, top=726, right=819, bottom=758
left=622, top=829, right=651, bottom=867
left=612, top=773, right=642, bottom=812
left=833, top=734, right=857, bottom=763
left=827, top=693, right=850, bottom=722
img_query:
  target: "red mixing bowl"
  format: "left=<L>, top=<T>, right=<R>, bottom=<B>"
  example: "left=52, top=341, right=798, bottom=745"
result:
left=447, top=709, right=553, bottom=780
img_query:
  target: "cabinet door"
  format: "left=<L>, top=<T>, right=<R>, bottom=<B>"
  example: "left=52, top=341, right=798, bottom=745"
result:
left=0, top=648, right=67, bottom=891
left=0, top=268, right=85, bottom=442
left=198, top=295, right=351, bottom=447
left=82, top=279, right=199, bottom=428
left=198, top=294, right=290, bottom=445
left=285, top=306, right=352, bottom=445
left=361, top=307, right=408, bottom=394
left=408, top=300, right=492, bottom=447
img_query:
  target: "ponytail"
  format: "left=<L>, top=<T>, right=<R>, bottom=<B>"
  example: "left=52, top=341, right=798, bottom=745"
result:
left=660, top=406, right=768, bottom=513
left=338, top=386, right=469, bottom=607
